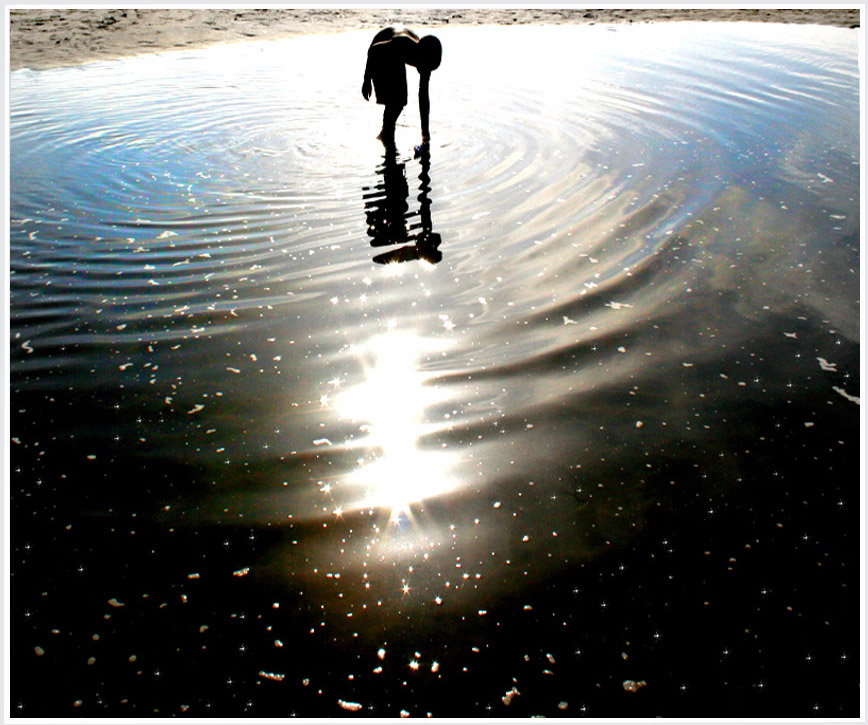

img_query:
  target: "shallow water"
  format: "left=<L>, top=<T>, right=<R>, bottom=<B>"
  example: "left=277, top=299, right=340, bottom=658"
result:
left=9, top=23, right=861, bottom=717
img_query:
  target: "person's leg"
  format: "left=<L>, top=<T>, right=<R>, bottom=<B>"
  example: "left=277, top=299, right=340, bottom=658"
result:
left=379, top=103, right=403, bottom=146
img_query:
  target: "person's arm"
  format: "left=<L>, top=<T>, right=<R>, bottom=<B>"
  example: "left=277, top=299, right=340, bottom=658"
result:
left=418, top=70, right=431, bottom=142
left=362, top=49, right=373, bottom=100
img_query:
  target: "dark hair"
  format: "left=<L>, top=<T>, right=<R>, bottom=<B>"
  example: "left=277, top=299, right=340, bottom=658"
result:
left=419, top=35, right=442, bottom=71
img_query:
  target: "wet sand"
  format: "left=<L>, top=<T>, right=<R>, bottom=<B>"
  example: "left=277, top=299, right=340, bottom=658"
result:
left=8, top=7, right=862, bottom=71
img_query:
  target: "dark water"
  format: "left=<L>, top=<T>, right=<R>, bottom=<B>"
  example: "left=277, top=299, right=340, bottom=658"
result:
left=9, top=23, right=861, bottom=717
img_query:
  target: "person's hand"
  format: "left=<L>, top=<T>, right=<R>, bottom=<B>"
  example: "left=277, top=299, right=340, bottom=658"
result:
left=362, top=79, right=372, bottom=101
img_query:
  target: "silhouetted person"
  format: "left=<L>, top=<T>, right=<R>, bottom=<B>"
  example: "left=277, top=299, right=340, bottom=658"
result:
left=363, top=145, right=441, bottom=265
left=362, top=26, right=442, bottom=147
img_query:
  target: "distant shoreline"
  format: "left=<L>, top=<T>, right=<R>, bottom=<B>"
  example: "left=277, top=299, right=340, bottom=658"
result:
left=8, top=7, right=862, bottom=71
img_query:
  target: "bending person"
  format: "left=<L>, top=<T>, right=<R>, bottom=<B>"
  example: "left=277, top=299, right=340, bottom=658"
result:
left=362, top=26, right=442, bottom=147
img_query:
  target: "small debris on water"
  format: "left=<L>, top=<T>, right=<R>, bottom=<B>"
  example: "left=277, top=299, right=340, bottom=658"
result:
left=502, top=686, right=520, bottom=705
left=623, top=679, right=647, bottom=693
left=817, top=357, right=837, bottom=372
left=833, top=386, right=859, bottom=404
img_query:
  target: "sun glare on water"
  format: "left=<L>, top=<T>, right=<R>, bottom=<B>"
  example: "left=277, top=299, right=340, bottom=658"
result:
left=333, top=330, right=456, bottom=523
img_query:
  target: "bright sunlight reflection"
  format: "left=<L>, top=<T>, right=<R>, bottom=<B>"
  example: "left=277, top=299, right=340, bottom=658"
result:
left=334, top=329, right=456, bottom=522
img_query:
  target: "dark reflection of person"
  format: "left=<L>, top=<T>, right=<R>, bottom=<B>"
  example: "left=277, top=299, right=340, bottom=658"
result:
left=363, top=145, right=442, bottom=265
left=362, top=26, right=442, bottom=147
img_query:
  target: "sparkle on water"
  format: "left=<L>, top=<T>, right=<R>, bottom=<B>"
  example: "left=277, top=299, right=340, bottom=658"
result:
left=9, top=21, right=860, bottom=718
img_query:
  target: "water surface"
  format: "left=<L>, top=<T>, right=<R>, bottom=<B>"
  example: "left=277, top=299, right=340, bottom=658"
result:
left=9, top=23, right=861, bottom=717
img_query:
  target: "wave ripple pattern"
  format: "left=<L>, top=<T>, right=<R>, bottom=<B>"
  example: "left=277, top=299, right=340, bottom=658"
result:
left=9, top=23, right=861, bottom=718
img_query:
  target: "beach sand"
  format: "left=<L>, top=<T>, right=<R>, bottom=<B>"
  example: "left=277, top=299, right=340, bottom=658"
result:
left=8, top=7, right=862, bottom=71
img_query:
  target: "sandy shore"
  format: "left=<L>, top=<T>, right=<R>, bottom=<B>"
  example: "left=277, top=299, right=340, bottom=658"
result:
left=8, top=7, right=862, bottom=71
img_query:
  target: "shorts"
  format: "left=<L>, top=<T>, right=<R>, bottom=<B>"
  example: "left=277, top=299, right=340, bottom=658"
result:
left=369, top=42, right=407, bottom=107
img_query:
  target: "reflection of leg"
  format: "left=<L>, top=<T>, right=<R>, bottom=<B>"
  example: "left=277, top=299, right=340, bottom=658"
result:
left=379, top=104, right=403, bottom=146
left=416, top=232, right=442, bottom=264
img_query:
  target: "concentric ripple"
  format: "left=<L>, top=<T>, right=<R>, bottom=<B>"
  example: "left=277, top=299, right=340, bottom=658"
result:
left=10, top=23, right=860, bottom=612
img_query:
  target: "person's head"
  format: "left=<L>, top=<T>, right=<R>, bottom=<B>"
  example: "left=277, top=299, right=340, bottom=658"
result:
left=417, top=35, right=442, bottom=72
